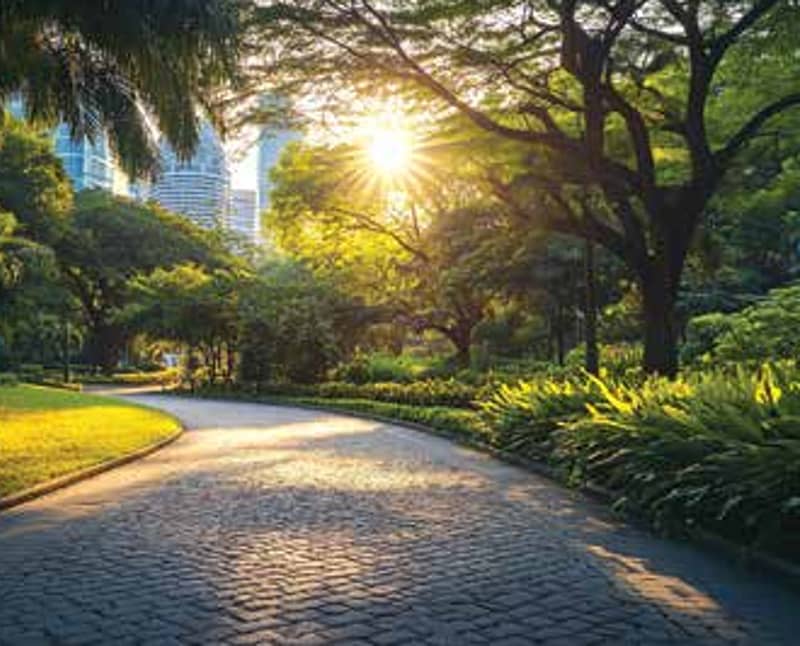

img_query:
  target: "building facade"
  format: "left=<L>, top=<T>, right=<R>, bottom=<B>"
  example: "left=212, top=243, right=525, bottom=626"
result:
left=150, top=123, right=231, bottom=229
left=52, top=125, right=117, bottom=192
left=228, top=189, right=259, bottom=244
left=8, top=98, right=126, bottom=195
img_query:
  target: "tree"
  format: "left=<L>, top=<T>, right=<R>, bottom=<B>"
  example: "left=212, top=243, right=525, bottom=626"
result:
left=239, top=260, right=356, bottom=384
left=267, top=141, right=500, bottom=364
left=250, top=1, right=800, bottom=376
left=127, top=264, right=244, bottom=385
left=0, top=114, right=72, bottom=245
left=0, top=114, right=73, bottom=367
left=56, top=191, right=236, bottom=372
left=1, top=0, right=244, bottom=178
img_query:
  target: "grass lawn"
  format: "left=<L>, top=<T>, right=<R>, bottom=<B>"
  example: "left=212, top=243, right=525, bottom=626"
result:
left=0, top=385, right=180, bottom=498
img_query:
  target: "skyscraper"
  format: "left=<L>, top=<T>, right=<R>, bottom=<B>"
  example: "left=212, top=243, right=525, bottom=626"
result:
left=229, top=189, right=259, bottom=244
left=150, top=123, right=231, bottom=229
left=8, top=97, right=125, bottom=194
left=52, top=124, right=117, bottom=192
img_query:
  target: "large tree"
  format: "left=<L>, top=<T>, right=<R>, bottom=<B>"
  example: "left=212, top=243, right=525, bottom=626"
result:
left=56, top=191, right=236, bottom=372
left=249, top=0, right=800, bottom=375
left=268, top=140, right=504, bottom=364
left=1, top=0, right=244, bottom=178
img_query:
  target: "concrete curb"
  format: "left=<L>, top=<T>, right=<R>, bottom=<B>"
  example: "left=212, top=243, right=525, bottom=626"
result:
left=0, top=426, right=184, bottom=512
left=185, top=392, right=800, bottom=587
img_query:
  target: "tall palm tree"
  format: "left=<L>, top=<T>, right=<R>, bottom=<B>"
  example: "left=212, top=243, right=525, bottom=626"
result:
left=0, top=0, right=244, bottom=179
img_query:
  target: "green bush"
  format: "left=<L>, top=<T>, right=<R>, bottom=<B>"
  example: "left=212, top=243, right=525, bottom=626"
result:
left=478, top=375, right=602, bottom=459
left=688, top=282, right=800, bottom=364
left=245, top=378, right=480, bottom=409
left=0, top=372, right=18, bottom=386
left=681, top=312, right=735, bottom=365
left=80, top=369, right=180, bottom=386
left=555, top=366, right=800, bottom=557
left=331, top=353, right=418, bottom=383
left=474, top=365, right=800, bottom=559
left=17, top=363, right=45, bottom=381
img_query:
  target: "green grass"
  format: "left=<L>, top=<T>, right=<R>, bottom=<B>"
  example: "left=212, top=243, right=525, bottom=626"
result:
left=0, top=385, right=181, bottom=498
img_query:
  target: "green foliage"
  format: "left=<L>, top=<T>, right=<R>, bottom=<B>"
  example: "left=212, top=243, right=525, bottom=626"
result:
left=478, top=376, right=600, bottom=460
left=0, top=372, right=17, bottom=386
left=683, top=282, right=800, bottom=364
left=472, top=365, right=800, bottom=558
left=681, top=312, right=734, bottom=365
left=2, top=0, right=243, bottom=178
left=17, top=363, right=44, bottom=382
left=566, top=343, right=642, bottom=377
left=127, top=264, right=242, bottom=384
left=331, top=352, right=449, bottom=384
left=57, top=191, right=236, bottom=372
left=239, top=260, right=355, bottom=384
left=713, top=283, right=800, bottom=363
left=79, top=369, right=180, bottom=386
left=249, top=378, right=479, bottom=410
left=0, top=115, right=72, bottom=244
left=555, top=366, right=800, bottom=555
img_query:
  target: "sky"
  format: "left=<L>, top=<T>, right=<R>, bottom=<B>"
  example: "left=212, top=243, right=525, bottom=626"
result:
left=231, top=143, right=259, bottom=191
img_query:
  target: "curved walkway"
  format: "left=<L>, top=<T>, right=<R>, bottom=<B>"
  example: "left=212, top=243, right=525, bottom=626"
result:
left=0, top=393, right=798, bottom=645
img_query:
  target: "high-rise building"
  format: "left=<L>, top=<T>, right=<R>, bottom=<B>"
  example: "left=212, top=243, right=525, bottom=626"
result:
left=229, top=189, right=259, bottom=244
left=52, top=125, right=117, bottom=192
left=7, top=97, right=126, bottom=195
left=150, top=123, right=230, bottom=229
left=257, top=131, right=296, bottom=214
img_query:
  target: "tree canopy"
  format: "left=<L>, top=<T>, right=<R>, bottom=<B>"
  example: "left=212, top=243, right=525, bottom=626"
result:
left=248, top=0, right=800, bottom=375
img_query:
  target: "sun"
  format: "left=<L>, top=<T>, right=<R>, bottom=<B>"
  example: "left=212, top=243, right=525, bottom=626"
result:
left=366, top=128, right=413, bottom=177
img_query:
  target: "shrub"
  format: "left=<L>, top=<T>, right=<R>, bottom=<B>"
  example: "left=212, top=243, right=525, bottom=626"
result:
left=330, top=353, right=426, bottom=384
left=681, top=312, right=734, bottom=365
left=0, top=372, right=18, bottom=386
left=17, top=363, right=44, bottom=382
left=80, top=369, right=180, bottom=386
left=243, top=378, right=480, bottom=409
left=478, top=375, right=601, bottom=459
left=555, top=366, right=800, bottom=557
left=688, top=282, right=800, bottom=364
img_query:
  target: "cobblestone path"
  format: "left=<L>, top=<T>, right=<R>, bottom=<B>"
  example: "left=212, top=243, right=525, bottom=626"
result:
left=1, top=394, right=798, bottom=645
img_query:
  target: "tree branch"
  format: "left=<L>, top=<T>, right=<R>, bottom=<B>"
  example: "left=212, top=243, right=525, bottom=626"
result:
left=715, top=93, right=800, bottom=167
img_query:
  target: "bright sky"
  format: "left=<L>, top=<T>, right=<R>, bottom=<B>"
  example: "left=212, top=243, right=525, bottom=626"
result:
left=230, top=143, right=259, bottom=191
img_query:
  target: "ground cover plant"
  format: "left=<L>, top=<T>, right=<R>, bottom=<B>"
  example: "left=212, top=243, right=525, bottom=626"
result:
left=237, top=378, right=481, bottom=409
left=0, top=385, right=180, bottom=497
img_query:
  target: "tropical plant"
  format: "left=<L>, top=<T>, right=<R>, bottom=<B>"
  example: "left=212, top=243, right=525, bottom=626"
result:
left=1, top=0, right=243, bottom=178
left=478, top=376, right=601, bottom=459
left=555, top=365, right=800, bottom=555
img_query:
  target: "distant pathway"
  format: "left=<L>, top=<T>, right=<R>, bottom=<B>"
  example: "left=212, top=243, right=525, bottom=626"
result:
left=1, top=393, right=798, bottom=645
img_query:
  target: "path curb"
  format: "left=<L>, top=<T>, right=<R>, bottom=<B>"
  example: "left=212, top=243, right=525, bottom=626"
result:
left=0, top=426, right=184, bottom=512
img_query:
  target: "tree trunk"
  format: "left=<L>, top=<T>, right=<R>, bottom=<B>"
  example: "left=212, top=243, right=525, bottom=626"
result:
left=450, top=332, right=471, bottom=368
left=584, top=239, right=599, bottom=375
left=639, top=262, right=679, bottom=377
left=555, top=304, right=565, bottom=366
